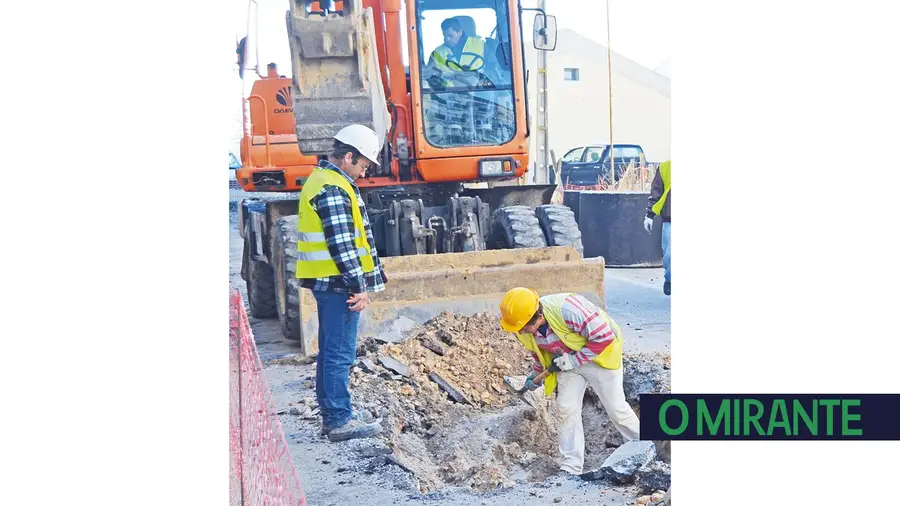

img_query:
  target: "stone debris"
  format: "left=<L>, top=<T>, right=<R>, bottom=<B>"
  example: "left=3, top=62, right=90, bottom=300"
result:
left=635, top=460, right=671, bottom=493
left=428, top=372, right=470, bottom=404
left=597, top=440, right=657, bottom=484
left=356, top=337, right=379, bottom=357
left=266, top=354, right=317, bottom=366
left=352, top=440, right=394, bottom=458
left=374, top=316, right=422, bottom=344
left=357, top=358, right=379, bottom=374
left=622, top=353, right=671, bottom=405
left=385, top=454, right=415, bottom=475
left=378, top=355, right=411, bottom=377
left=420, top=336, right=446, bottom=356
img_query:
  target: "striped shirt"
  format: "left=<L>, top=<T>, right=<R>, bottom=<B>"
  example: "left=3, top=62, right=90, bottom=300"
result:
left=298, top=159, right=387, bottom=294
left=528, top=294, right=618, bottom=372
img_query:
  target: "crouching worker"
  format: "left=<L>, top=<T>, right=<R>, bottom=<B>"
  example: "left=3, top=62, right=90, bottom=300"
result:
left=499, top=287, right=641, bottom=476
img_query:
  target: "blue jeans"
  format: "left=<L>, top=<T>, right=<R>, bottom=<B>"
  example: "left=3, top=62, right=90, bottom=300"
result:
left=313, top=290, right=360, bottom=428
left=661, top=221, right=671, bottom=282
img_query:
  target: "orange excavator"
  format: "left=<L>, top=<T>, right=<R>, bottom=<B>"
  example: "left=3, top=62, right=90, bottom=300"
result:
left=237, top=0, right=605, bottom=354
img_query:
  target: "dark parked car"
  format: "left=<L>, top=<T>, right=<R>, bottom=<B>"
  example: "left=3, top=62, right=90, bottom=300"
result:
left=558, top=144, right=646, bottom=186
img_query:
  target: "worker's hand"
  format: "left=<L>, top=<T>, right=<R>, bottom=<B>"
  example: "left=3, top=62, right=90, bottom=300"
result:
left=553, top=353, right=577, bottom=372
left=347, top=292, right=370, bottom=312
left=643, top=216, right=654, bottom=233
left=524, top=372, right=543, bottom=391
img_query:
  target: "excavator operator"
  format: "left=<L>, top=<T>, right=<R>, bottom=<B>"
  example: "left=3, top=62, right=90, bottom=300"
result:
left=424, top=17, right=487, bottom=90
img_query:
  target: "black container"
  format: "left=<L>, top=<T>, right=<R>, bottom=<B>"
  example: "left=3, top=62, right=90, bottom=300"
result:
left=577, top=191, right=664, bottom=266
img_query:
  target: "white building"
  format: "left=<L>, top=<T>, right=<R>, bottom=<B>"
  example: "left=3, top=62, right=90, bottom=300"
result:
left=525, top=28, right=671, bottom=171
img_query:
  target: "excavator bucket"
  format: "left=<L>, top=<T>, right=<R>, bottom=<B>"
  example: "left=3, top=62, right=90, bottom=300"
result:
left=293, top=246, right=605, bottom=356
left=285, top=0, right=391, bottom=155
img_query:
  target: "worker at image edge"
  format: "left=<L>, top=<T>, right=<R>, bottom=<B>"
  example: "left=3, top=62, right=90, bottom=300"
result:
left=644, top=160, right=671, bottom=296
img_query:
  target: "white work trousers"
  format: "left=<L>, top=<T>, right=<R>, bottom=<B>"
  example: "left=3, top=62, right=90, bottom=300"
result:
left=556, top=362, right=641, bottom=475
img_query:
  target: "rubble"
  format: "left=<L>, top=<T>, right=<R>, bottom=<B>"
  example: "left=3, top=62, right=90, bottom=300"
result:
left=374, top=316, right=422, bottom=344
left=596, top=440, right=657, bottom=484
left=429, top=373, right=470, bottom=404
left=635, top=461, right=671, bottom=493
left=357, top=358, right=379, bottom=374
left=357, top=336, right=379, bottom=357
left=367, top=312, right=533, bottom=409
left=622, top=353, right=671, bottom=404
left=378, top=356, right=411, bottom=377
left=265, top=354, right=317, bottom=366
left=636, top=488, right=670, bottom=506
left=341, top=311, right=671, bottom=495
left=420, top=336, right=446, bottom=356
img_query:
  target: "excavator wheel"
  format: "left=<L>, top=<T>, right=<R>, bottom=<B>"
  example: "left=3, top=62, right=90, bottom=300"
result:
left=246, top=256, right=277, bottom=319
left=535, top=204, right=584, bottom=257
left=272, top=216, right=303, bottom=341
left=487, top=206, right=548, bottom=250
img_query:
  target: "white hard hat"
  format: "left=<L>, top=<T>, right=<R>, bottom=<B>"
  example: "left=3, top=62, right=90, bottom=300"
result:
left=333, top=124, right=382, bottom=167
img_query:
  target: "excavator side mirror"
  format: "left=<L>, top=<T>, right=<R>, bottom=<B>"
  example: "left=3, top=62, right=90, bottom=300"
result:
left=533, top=14, right=557, bottom=51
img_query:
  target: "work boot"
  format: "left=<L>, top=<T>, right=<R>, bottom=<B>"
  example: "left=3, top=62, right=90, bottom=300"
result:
left=321, top=410, right=376, bottom=436
left=663, top=281, right=671, bottom=296
left=327, top=418, right=383, bottom=443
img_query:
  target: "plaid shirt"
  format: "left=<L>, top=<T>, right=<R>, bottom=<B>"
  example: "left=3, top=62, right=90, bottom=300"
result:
left=299, top=159, right=388, bottom=294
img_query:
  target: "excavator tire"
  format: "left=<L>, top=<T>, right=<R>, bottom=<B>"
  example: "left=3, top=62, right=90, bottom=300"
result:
left=273, top=216, right=303, bottom=341
left=487, top=206, right=548, bottom=250
left=247, top=257, right=277, bottom=319
left=535, top=204, right=584, bottom=257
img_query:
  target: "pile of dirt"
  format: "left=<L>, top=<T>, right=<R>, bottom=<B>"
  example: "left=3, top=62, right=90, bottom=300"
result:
left=348, top=312, right=671, bottom=494
left=374, top=311, right=533, bottom=408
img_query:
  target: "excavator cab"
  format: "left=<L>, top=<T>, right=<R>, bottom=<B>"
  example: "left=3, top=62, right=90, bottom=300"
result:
left=415, top=2, right=518, bottom=149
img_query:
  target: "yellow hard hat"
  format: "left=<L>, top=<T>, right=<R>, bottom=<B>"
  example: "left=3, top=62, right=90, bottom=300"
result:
left=499, top=287, right=540, bottom=333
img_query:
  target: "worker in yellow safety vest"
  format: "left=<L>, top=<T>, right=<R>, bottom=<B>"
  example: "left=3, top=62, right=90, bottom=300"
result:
left=295, top=124, right=388, bottom=443
left=424, top=17, right=487, bottom=89
left=500, top=287, right=641, bottom=476
left=644, top=160, right=671, bottom=296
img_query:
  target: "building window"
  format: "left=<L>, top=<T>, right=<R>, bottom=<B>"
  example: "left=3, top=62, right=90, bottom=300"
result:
left=564, top=68, right=580, bottom=81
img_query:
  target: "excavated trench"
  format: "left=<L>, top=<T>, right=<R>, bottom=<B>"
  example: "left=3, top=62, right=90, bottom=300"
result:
left=349, top=312, right=671, bottom=494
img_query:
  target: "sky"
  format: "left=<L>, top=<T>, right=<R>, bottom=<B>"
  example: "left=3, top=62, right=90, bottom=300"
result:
left=229, top=0, right=673, bottom=152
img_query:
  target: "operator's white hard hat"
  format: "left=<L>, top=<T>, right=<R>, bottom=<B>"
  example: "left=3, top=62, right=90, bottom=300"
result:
left=333, top=124, right=382, bottom=167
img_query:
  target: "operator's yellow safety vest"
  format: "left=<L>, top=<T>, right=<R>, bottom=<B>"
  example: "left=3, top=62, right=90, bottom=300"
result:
left=651, top=160, right=671, bottom=216
left=432, top=36, right=486, bottom=73
left=295, top=167, right=375, bottom=279
left=515, top=293, right=624, bottom=397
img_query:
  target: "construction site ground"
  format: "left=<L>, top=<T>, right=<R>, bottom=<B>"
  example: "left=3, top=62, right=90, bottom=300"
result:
left=229, top=211, right=671, bottom=505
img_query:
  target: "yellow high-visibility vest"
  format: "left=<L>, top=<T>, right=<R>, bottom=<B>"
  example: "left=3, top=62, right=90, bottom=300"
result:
left=432, top=36, right=486, bottom=73
left=515, top=293, right=623, bottom=397
left=652, top=160, right=671, bottom=216
left=295, top=167, right=375, bottom=279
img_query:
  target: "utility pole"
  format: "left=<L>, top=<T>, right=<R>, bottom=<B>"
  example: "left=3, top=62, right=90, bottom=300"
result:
left=606, top=0, right=615, bottom=188
left=534, top=0, right=550, bottom=185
